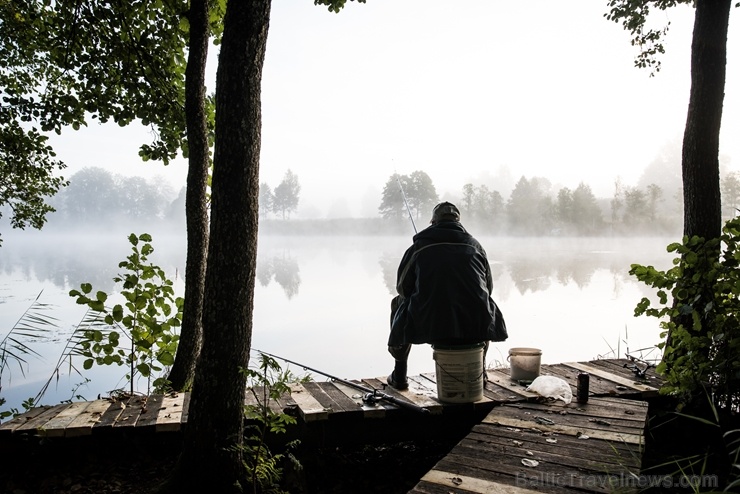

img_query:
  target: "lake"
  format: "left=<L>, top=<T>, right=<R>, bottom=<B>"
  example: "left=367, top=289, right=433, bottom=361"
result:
left=0, top=229, right=675, bottom=414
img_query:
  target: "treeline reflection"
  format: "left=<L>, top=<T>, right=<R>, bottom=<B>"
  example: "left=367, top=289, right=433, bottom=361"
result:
left=1, top=233, right=673, bottom=302
left=378, top=245, right=670, bottom=296
left=257, top=253, right=301, bottom=299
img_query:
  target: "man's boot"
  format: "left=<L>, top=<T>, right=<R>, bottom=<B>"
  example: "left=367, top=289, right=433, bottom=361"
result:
left=387, top=360, right=408, bottom=390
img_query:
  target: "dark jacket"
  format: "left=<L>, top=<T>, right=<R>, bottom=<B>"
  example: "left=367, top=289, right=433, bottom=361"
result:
left=388, top=221, right=507, bottom=346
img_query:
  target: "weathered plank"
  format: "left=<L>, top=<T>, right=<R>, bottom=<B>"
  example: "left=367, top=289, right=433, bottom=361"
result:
left=135, top=394, right=166, bottom=429
left=248, top=386, right=284, bottom=416
left=416, top=469, right=544, bottom=493
left=113, top=395, right=146, bottom=428
left=331, top=381, right=387, bottom=418
left=484, top=370, right=540, bottom=400
left=93, top=398, right=127, bottom=430
left=13, top=405, right=67, bottom=434
left=364, top=377, right=444, bottom=415
left=561, top=362, right=659, bottom=396
left=288, top=382, right=329, bottom=422
left=313, top=381, right=364, bottom=417
left=40, top=401, right=92, bottom=437
left=481, top=399, right=645, bottom=446
left=180, top=392, right=191, bottom=425
left=466, top=426, right=640, bottom=469
left=64, top=399, right=113, bottom=437
left=0, top=405, right=55, bottom=434
left=587, top=359, right=663, bottom=389
left=155, top=393, right=185, bottom=432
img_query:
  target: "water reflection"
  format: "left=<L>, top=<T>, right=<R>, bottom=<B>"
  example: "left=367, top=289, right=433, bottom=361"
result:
left=377, top=239, right=663, bottom=297
left=257, top=253, right=301, bottom=299
left=1, top=232, right=676, bottom=413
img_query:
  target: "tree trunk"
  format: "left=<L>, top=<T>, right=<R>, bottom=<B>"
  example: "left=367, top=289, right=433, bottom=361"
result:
left=166, top=0, right=210, bottom=392
left=166, top=0, right=271, bottom=491
left=681, top=0, right=730, bottom=240
left=664, top=0, right=731, bottom=409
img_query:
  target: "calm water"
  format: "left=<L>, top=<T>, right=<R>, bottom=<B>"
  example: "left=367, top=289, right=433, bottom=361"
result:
left=0, top=230, right=675, bottom=413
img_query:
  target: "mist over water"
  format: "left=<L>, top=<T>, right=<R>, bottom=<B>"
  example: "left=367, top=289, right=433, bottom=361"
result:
left=0, top=228, right=675, bottom=413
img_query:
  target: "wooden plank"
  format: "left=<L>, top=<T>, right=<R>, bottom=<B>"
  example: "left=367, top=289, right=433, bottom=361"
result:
left=489, top=406, right=644, bottom=439
left=499, top=398, right=646, bottom=427
left=0, top=405, right=55, bottom=434
left=364, top=377, right=443, bottom=415
left=313, top=381, right=364, bottom=416
left=14, top=405, right=68, bottom=434
left=588, top=359, right=664, bottom=389
left=465, top=426, right=640, bottom=469
left=93, top=398, right=127, bottom=430
left=288, top=382, right=329, bottom=422
left=482, top=413, right=643, bottom=445
left=300, top=381, right=343, bottom=415
left=155, top=393, right=185, bottom=432
left=134, top=394, right=166, bottom=429
left=482, top=374, right=527, bottom=404
left=64, top=399, right=113, bottom=437
left=331, top=381, right=387, bottom=418
left=180, top=392, right=191, bottom=425
left=249, top=386, right=285, bottom=415
left=40, top=401, right=92, bottom=437
left=485, top=370, right=540, bottom=399
left=113, top=395, right=146, bottom=428
left=431, top=452, right=612, bottom=494
left=561, top=362, right=659, bottom=395
left=419, top=469, right=543, bottom=493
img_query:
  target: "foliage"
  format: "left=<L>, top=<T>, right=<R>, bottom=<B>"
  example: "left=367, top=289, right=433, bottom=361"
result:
left=0, top=0, right=194, bottom=242
left=314, top=0, right=367, bottom=13
left=604, top=0, right=692, bottom=74
left=49, top=166, right=175, bottom=224
left=554, top=182, right=603, bottom=235
left=238, top=353, right=303, bottom=494
left=379, top=171, right=439, bottom=224
left=629, top=216, right=740, bottom=411
left=68, top=233, right=183, bottom=395
left=506, top=176, right=554, bottom=235
left=259, top=182, right=274, bottom=219
left=272, top=169, right=301, bottom=220
left=0, top=123, right=69, bottom=246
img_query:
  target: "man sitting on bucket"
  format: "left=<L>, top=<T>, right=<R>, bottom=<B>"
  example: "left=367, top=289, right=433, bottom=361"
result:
left=387, top=201, right=507, bottom=390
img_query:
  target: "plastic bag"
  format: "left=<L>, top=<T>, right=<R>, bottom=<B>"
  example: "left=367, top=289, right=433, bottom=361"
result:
left=525, top=375, right=573, bottom=404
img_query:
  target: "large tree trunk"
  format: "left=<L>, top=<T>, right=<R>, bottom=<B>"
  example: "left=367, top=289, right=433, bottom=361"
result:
left=681, top=0, right=730, bottom=240
left=166, top=0, right=271, bottom=491
left=664, top=0, right=731, bottom=410
left=166, top=0, right=210, bottom=392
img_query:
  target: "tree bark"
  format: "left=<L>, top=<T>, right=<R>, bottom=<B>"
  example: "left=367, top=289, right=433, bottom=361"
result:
left=681, top=0, right=730, bottom=240
left=166, top=0, right=211, bottom=392
left=166, top=0, right=271, bottom=491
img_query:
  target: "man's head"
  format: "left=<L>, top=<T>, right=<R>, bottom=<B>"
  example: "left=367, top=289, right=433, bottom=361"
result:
left=431, top=202, right=461, bottom=224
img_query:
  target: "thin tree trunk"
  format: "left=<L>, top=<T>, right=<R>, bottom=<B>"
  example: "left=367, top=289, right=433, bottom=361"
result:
left=166, top=0, right=271, bottom=491
left=681, top=0, right=730, bottom=240
left=166, top=0, right=211, bottom=392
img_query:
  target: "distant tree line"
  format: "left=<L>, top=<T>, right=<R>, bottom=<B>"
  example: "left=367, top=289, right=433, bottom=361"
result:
left=29, top=165, right=739, bottom=236
left=379, top=170, right=740, bottom=236
left=43, top=167, right=182, bottom=229
left=259, top=169, right=301, bottom=220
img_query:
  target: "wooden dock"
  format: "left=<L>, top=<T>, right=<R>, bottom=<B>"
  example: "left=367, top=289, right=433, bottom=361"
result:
left=0, top=358, right=661, bottom=492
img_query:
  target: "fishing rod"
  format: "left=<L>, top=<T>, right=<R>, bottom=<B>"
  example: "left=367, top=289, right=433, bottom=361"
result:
left=396, top=175, right=417, bottom=234
left=254, top=349, right=430, bottom=414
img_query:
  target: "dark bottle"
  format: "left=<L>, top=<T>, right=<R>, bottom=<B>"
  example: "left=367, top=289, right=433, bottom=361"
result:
left=576, top=372, right=589, bottom=403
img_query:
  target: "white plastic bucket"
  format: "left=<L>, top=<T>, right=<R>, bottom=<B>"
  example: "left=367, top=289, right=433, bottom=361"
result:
left=508, top=347, right=542, bottom=382
left=433, top=344, right=485, bottom=403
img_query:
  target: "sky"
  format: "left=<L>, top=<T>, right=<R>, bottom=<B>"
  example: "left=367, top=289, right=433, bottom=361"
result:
left=47, top=0, right=740, bottom=218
